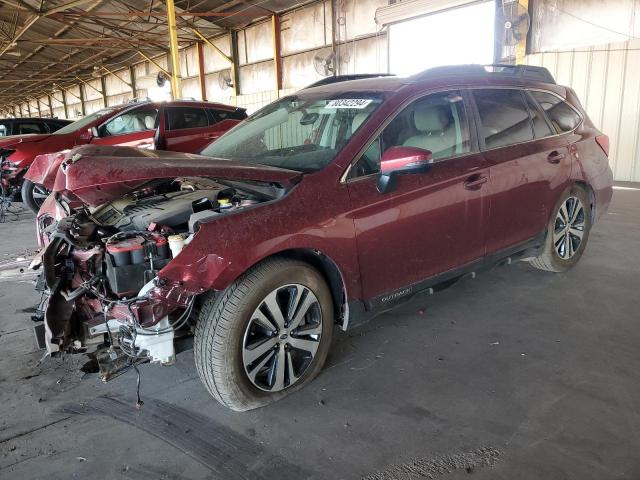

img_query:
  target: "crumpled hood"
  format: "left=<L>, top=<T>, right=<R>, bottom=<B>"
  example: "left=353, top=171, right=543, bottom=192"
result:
left=25, top=150, right=70, bottom=189
left=0, top=133, right=52, bottom=149
left=52, top=144, right=302, bottom=206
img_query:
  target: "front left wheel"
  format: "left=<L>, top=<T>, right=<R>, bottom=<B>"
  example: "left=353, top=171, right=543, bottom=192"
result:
left=194, top=258, right=334, bottom=411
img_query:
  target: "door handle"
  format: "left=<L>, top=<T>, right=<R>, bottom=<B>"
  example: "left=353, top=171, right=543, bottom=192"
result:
left=463, top=174, right=488, bottom=190
left=547, top=151, right=566, bottom=164
left=205, top=134, right=219, bottom=139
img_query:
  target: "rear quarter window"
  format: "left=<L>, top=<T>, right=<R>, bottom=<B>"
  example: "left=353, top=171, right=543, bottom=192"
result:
left=530, top=91, right=582, bottom=133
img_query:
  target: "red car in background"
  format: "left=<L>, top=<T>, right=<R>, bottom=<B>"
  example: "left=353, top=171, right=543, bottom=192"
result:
left=0, top=99, right=246, bottom=212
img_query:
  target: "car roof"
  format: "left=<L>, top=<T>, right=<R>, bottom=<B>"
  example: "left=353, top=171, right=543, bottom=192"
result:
left=299, top=65, right=566, bottom=99
left=105, top=99, right=241, bottom=113
left=0, top=117, right=72, bottom=122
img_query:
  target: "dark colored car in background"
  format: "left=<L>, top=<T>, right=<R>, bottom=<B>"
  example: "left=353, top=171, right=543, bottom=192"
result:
left=0, top=117, right=73, bottom=137
left=0, top=99, right=246, bottom=211
left=31, top=65, right=613, bottom=411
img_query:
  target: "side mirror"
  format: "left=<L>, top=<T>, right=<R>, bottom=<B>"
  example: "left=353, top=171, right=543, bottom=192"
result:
left=377, top=146, right=433, bottom=193
left=91, top=126, right=99, bottom=138
left=78, top=127, right=95, bottom=141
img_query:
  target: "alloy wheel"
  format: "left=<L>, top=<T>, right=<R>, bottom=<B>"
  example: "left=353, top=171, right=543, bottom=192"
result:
left=242, top=284, right=322, bottom=392
left=553, top=196, right=585, bottom=259
left=32, top=184, right=50, bottom=208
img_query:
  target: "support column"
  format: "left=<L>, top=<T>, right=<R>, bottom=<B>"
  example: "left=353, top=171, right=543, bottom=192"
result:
left=35, top=98, right=42, bottom=117
left=47, top=95, right=54, bottom=117
left=130, top=65, right=137, bottom=99
left=166, top=0, right=183, bottom=99
left=100, top=75, right=108, bottom=107
left=61, top=90, right=69, bottom=119
left=196, top=41, right=207, bottom=101
left=271, top=14, right=282, bottom=92
left=230, top=31, right=240, bottom=98
left=79, top=85, right=86, bottom=116
left=515, top=0, right=529, bottom=64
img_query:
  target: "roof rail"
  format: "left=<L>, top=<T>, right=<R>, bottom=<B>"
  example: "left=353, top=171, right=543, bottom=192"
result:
left=303, top=73, right=395, bottom=89
left=412, top=64, right=556, bottom=84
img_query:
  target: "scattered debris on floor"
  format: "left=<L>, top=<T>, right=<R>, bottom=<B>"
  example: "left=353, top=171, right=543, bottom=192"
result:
left=362, top=447, right=501, bottom=480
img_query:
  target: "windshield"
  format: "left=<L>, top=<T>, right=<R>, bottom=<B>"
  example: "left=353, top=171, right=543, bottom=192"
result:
left=201, top=93, right=384, bottom=172
left=53, top=108, right=117, bottom=135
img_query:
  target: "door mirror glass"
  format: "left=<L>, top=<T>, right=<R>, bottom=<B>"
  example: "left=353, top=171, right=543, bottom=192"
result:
left=377, top=146, right=433, bottom=193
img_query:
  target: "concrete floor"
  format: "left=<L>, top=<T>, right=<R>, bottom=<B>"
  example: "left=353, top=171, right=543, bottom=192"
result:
left=0, top=187, right=639, bottom=480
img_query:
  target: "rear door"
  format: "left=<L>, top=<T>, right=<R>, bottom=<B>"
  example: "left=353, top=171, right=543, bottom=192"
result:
left=90, top=105, right=159, bottom=149
left=163, top=106, right=216, bottom=153
left=471, top=87, right=571, bottom=254
left=346, top=89, right=489, bottom=303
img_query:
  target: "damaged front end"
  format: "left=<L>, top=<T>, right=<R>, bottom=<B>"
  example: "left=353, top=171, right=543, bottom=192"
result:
left=32, top=147, right=297, bottom=381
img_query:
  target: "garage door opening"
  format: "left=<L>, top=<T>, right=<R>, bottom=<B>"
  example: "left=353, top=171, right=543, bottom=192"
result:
left=389, top=1, right=496, bottom=76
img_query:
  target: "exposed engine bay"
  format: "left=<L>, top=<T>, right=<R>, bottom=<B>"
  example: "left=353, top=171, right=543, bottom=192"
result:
left=33, top=176, right=277, bottom=381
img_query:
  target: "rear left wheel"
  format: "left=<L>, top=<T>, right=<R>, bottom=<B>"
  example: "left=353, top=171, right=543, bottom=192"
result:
left=529, top=186, right=592, bottom=272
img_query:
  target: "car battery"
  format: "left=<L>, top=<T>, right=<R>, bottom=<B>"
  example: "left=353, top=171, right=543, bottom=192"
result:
left=106, top=235, right=169, bottom=266
left=105, top=234, right=170, bottom=296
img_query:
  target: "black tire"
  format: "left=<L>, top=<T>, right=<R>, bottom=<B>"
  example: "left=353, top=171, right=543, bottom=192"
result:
left=21, top=179, right=49, bottom=213
left=194, top=258, right=334, bottom=411
left=529, top=185, right=592, bottom=272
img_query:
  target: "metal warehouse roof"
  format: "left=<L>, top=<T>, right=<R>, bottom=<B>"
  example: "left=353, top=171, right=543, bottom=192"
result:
left=0, top=0, right=305, bottom=108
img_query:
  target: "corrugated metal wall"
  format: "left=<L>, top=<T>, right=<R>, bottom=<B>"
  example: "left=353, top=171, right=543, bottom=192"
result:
left=525, top=39, right=640, bottom=182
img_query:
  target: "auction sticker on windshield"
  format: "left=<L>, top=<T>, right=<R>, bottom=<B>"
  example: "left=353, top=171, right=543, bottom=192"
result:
left=325, top=99, right=372, bottom=109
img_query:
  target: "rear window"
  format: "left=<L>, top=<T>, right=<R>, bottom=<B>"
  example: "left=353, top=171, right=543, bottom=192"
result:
left=166, top=107, right=208, bottom=130
left=473, top=89, right=534, bottom=149
left=0, top=122, right=10, bottom=136
left=530, top=91, right=581, bottom=133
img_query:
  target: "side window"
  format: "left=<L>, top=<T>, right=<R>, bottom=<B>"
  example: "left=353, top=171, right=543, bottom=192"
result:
left=16, top=122, right=46, bottom=135
left=207, top=108, right=247, bottom=123
left=101, top=107, right=158, bottom=136
left=530, top=91, right=581, bottom=133
left=350, top=90, right=471, bottom=178
left=524, top=91, right=554, bottom=138
left=473, top=89, right=534, bottom=149
left=166, top=107, right=208, bottom=130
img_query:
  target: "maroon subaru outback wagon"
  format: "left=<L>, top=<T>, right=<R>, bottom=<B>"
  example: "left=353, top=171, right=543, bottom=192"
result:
left=32, top=65, right=613, bottom=411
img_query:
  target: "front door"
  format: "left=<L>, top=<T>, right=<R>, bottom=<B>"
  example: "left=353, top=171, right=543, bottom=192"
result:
left=346, top=90, right=489, bottom=303
left=90, top=104, right=159, bottom=149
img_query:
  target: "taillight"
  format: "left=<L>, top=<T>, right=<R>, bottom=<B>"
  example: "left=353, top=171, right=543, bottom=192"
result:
left=595, top=134, right=609, bottom=156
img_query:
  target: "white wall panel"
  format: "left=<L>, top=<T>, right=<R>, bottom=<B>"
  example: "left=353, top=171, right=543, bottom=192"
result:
left=104, top=69, right=132, bottom=95
left=281, top=2, right=328, bottom=55
left=84, top=99, right=103, bottom=115
left=239, top=61, right=275, bottom=95
left=53, top=107, right=66, bottom=119
left=525, top=39, right=640, bottom=181
left=241, top=21, right=273, bottom=65
left=182, top=77, right=203, bottom=100
left=83, top=78, right=103, bottom=102
left=202, top=35, right=232, bottom=73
